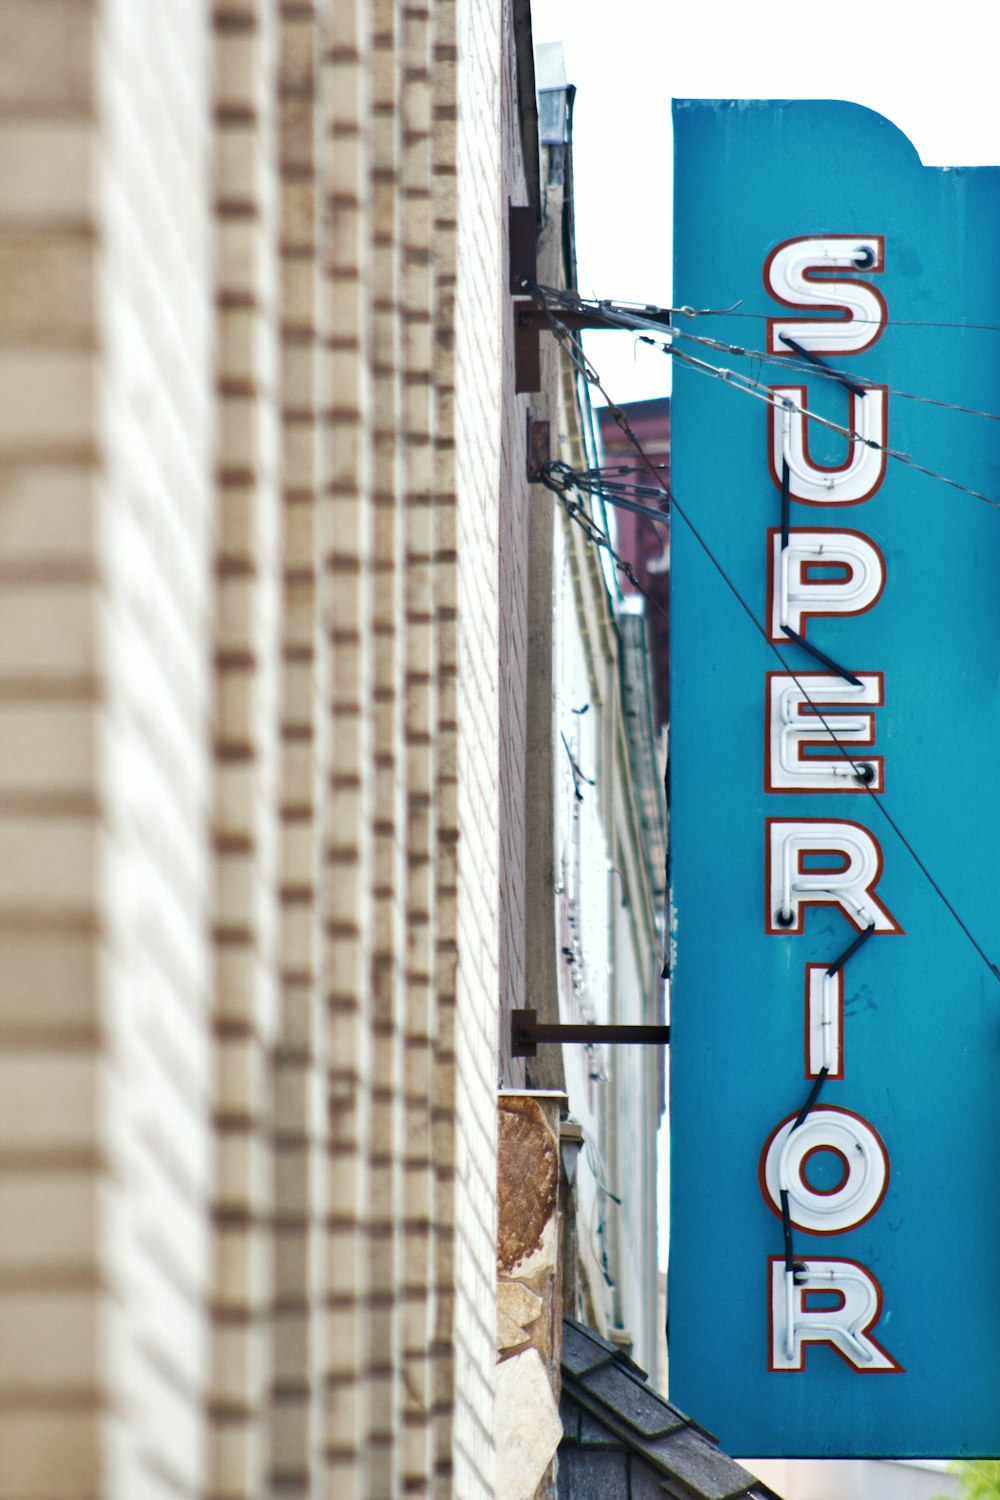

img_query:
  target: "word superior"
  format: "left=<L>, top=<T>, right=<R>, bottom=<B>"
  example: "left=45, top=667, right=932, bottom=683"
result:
left=760, top=235, right=902, bottom=1375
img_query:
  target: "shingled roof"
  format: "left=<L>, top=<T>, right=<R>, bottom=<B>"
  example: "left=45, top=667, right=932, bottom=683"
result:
left=559, top=1318, right=784, bottom=1500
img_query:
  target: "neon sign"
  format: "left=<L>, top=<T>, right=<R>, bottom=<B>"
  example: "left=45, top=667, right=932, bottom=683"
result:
left=670, top=99, right=1000, bottom=1455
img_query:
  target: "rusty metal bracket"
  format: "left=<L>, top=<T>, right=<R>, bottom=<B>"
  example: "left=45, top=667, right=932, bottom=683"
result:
left=526, top=417, right=550, bottom=480
left=512, top=1008, right=671, bottom=1059
left=515, top=304, right=620, bottom=333
left=509, top=204, right=537, bottom=293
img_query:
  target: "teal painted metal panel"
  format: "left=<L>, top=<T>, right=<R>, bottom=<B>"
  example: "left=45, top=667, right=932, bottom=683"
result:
left=670, top=98, right=1000, bottom=1456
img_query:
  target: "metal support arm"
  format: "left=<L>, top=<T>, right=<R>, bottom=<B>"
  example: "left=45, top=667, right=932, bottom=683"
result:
left=512, top=1008, right=671, bottom=1059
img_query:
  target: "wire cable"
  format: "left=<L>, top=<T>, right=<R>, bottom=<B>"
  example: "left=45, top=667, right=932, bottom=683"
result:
left=527, top=283, right=1000, bottom=516
left=532, top=281, right=1000, bottom=426
left=535, top=321, right=1000, bottom=986
left=680, top=305, right=1000, bottom=336
left=667, top=342, right=1000, bottom=516
left=666, top=480, right=1000, bottom=984
left=545, top=477, right=670, bottom=622
left=670, top=323, right=1000, bottom=427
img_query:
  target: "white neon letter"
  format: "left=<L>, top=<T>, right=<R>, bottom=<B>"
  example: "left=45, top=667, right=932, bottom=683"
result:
left=767, top=673, right=883, bottom=793
left=765, top=235, right=886, bottom=356
left=767, top=819, right=901, bottom=934
left=806, top=964, right=843, bottom=1078
left=770, top=385, right=887, bottom=505
left=770, top=1257, right=901, bottom=1372
left=761, top=1105, right=889, bottom=1234
left=769, top=528, right=885, bottom=640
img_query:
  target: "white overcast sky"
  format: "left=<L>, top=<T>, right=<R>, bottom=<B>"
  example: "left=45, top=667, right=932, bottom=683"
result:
left=529, top=0, right=1000, bottom=404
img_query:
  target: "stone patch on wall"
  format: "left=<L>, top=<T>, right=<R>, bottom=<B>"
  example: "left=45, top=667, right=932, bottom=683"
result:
left=495, top=1347, right=563, bottom=1500
left=497, top=1090, right=567, bottom=1498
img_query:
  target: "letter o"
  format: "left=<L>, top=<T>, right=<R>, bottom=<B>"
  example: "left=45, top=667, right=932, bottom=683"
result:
left=761, top=1105, right=889, bottom=1234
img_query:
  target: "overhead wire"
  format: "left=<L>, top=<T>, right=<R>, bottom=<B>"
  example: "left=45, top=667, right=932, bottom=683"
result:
left=527, top=282, right=1000, bottom=516
left=667, top=342, right=1000, bottom=516
left=683, top=306, right=1000, bottom=336
left=667, top=323, right=1000, bottom=427
left=669, top=477, right=1000, bottom=985
left=530, top=276, right=1000, bottom=340
left=545, top=472, right=670, bottom=621
left=530, top=300, right=1000, bottom=987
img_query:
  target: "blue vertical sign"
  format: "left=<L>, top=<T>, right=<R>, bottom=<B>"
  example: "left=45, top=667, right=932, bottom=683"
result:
left=670, top=99, right=1000, bottom=1456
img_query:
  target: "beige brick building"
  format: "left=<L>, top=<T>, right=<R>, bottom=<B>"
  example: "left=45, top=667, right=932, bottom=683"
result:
left=0, top=3, right=667, bottom=1499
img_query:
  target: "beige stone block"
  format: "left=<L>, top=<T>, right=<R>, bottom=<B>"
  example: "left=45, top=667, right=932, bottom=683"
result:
left=216, top=846, right=255, bottom=928
left=282, top=341, right=317, bottom=413
left=276, top=981, right=316, bottom=1050
left=279, top=95, right=315, bottom=176
left=0, top=1408, right=99, bottom=1498
left=273, top=1224, right=308, bottom=1298
left=325, top=1304, right=367, bottom=1380
left=280, top=819, right=315, bottom=886
left=281, top=177, right=315, bottom=246
left=279, top=15, right=315, bottom=92
left=221, top=485, right=256, bottom=556
left=272, top=1143, right=310, bottom=1215
left=0, top=2, right=94, bottom=112
left=210, top=1416, right=261, bottom=1496
left=282, top=497, right=317, bottom=567
left=495, top=1349, right=562, bottom=1500
left=0, top=926, right=98, bottom=1029
left=0, top=123, right=93, bottom=226
left=274, top=1055, right=312, bottom=1137
left=217, top=664, right=255, bottom=743
left=0, top=700, right=97, bottom=797
left=220, top=394, right=263, bottom=478
left=0, top=814, right=96, bottom=911
left=327, top=130, right=364, bottom=205
left=218, top=1032, right=263, bottom=1117
left=284, top=423, right=318, bottom=491
left=218, top=125, right=263, bottom=206
left=327, top=428, right=367, bottom=503
left=218, top=217, right=267, bottom=299
left=0, top=463, right=97, bottom=564
left=0, top=231, right=94, bottom=339
left=321, top=1456, right=363, bottom=1500
left=212, top=1319, right=264, bottom=1405
left=282, top=741, right=316, bottom=805
left=281, top=658, right=317, bottom=733
left=496, top=1282, right=542, bottom=1354
left=217, top=760, right=256, bottom=839
left=0, top=1051, right=97, bottom=1150
left=325, top=1150, right=370, bottom=1222
left=270, top=1390, right=310, bottom=1474
left=284, top=579, right=316, bottom=648
left=0, top=348, right=94, bottom=456
left=403, top=1420, right=432, bottom=1492
left=279, top=898, right=317, bottom=974
left=219, top=303, right=258, bottom=384
left=326, top=271, right=364, bottom=345
left=0, top=1171, right=99, bottom=1272
left=215, top=30, right=261, bottom=113
left=323, top=1222, right=361, bottom=1301
left=215, top=941, right=258, bottom=1022
left=215, top=1221, right=268, bottom=1311
left=280, top=260, right=319, bottom=341
left=216, top=1127, right=271, bottom=1213
left=273, top=1304, right=310, bottom=1385
left=0, top=1290, right=98, bottom=1388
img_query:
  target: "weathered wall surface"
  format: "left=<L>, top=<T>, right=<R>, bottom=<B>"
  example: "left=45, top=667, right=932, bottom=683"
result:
left=0, top=0, right=533, bottom=1496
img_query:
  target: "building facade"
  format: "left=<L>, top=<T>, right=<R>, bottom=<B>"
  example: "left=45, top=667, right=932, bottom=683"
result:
left=0, top=3, right=669, bottom=1498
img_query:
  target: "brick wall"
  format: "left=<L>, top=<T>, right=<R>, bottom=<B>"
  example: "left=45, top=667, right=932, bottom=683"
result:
left=0, top=0, right=533, bottom=1495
